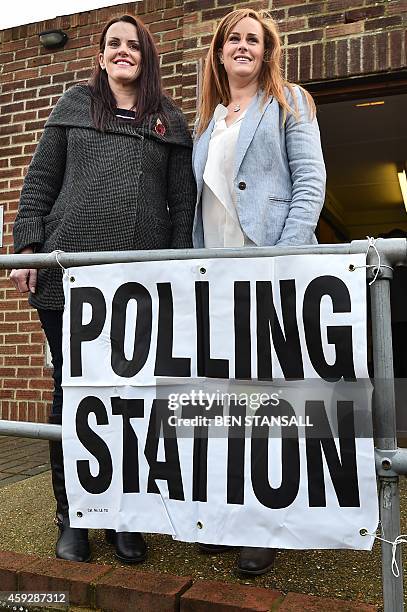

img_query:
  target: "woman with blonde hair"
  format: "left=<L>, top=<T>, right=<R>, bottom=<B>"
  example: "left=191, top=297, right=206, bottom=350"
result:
left=193, top=8, right=326, bottom=574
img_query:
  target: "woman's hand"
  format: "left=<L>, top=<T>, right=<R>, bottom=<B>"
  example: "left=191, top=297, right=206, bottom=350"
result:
left=9, top=247, right=37, bottom=294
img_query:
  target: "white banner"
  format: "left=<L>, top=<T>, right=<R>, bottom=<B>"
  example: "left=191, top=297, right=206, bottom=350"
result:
left=62, top=255, right=378, bottom=549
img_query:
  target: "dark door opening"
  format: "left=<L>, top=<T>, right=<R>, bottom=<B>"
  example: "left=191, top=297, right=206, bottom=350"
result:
left=309, top=73, right=407, bottom=243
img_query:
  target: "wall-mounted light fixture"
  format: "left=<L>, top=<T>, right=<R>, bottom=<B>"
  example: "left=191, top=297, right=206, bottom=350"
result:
left=39, top=29, right=68, bottom=50
left=397, top=165, right=407, bottom=213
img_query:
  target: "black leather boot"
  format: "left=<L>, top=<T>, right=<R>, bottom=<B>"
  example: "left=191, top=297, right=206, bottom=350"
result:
left=238, top=547, right=277, bottom=575
left=105, top=529, right=147, bottom=563
left=49, top=414, right=91, bottom=563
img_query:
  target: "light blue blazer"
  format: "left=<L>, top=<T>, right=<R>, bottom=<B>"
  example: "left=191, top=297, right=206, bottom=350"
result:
left=192, top=88, right=326, bottom=247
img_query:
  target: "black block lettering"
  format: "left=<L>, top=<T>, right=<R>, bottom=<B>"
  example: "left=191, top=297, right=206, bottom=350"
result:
left=154, top=283, right=191, bottom=376
left=305, top=400, right=360, bottom=507
left=111, top=397, right=144, bottom=493
left=303, top=276, right=356, bottom=381
left=76, top=396, right=112, bottom=494
left=111, top=282, right=152, bottom=378
left=70, top=287, right=106, bottom=377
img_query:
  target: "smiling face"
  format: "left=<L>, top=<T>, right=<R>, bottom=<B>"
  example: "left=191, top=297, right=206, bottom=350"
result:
left=99, top=21, right=141, bottom=87
left=219, top=16, right=265, bottom=87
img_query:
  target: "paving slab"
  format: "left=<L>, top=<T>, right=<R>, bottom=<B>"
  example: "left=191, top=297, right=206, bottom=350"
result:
left=0, top=435, right=50, bottom=487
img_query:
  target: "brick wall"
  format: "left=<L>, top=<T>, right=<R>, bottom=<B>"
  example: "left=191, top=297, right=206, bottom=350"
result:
left=0, top=0, right=406, bottom=422
left=181, top=0, right=407, bottom=123
left=0, top=0, right=184, bottom=422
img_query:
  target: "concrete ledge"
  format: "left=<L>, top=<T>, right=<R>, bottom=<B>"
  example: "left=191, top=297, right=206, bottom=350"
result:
left=18, top=557, right=111, bottom=607
left=95, top=567, right=192, bottom=611
left=180, top=578, right=282, bottom=611
left=0, top=550, right=39, bottom=590
left=0, top=549, right=378, bottom=611
left=277, top=592, right=378, bottom=611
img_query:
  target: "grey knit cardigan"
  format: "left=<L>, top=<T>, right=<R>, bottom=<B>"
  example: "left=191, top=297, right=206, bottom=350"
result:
left=13, top=84, right=197, bottom=310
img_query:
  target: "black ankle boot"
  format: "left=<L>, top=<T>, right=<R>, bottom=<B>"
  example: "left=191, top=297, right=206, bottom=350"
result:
left=105, top=529, right=147, bottom=563
left=54, top=514, right=91, bottom=562
left=49, top=414, right=91, bottom=563
left=238, top=547, right=277, bottom=575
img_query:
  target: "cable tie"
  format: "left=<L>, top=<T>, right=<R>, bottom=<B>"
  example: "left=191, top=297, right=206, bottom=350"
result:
left=361, top=528, right=407, bottom=577
left=53, top=250, right=67, bottom=274
left=349, top=236, right=393, bottom=285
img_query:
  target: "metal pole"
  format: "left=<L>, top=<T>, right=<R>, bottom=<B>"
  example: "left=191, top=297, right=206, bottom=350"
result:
left=0, top=421, right=61, bottom=440
left=0, top=238, right=405, bottom=270
left=0, top=238, right=405, bottom=269
left=370, top=262, right=404, bottom=612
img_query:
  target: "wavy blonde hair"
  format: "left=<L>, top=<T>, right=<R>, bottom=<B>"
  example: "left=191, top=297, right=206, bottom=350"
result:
left=196, top=8, right=315, bottom=136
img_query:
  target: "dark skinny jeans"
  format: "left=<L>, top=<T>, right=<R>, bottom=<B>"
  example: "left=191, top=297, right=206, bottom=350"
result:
left=37, top=309, right=64, bottom=417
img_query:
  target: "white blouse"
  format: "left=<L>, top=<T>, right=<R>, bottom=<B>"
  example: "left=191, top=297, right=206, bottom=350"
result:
left=202, top=104, right=254, bottom=248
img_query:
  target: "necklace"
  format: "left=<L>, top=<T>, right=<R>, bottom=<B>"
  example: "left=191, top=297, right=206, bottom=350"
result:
left=233, top=103, right=241, bottom=112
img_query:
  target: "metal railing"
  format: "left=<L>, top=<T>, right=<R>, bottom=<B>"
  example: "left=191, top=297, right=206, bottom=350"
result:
left=1, top=237, right=406, bottom=612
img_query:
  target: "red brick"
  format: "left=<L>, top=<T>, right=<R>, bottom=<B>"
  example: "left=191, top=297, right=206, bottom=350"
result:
left=288, top=29, right=323, bottom=44
left=287, top=46, right=299, bottom=82
left=19, top=558, right=111, bottom=606
left=0, top=52, right=14, bottom=64
left=365, top=15, right=402, bottom=31
left=278, top=592, right=377, bottom=611
left=309, top=13, right=344, bottom=28
left=288, top=2, right=325, bottom=17
left=390, top=30, right=402, bottom=69
left=337, top=39, right=348, bottom=76
left=387, top=0, right=407, bottom=15
left=25, top=76, right=51, bottom=88
left=325, top=40, right=336, bottom=79
left=362, top=35, right=375, bottom=73
left=25, top=98, right=51, bottom=110
left=96, top=568, right=192, bottom=612
left=349, top=36, right=361, bottom=74
left=0, top=389, right=14, bottom=399
left=202, top=6, right=235, bottom=21
left=328, top=0, right=364, bottom=10
left=312, top=43, right=323, bottom=80
left=77, top=46, right=98, bottom=59
left=1, top=39, right=26, bottom=52
left=279, top=18, right=307, bottom=34
left=181, top=579, right=282, bottom=611
left=326, top=21, right=364, bottom=38
left=344, top=6, right=384, bottom=23
left=0, top=550, right=38, bottom=590
left=376, top=32, right=389, bottom=72
left=2, top=60, right=27, bottom=75
left=149, top=18, right=179, bottom=33
left=299, top=45, right=311, bottom=83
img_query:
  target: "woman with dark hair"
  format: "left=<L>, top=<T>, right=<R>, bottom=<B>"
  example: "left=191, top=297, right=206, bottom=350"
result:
left=193, top=9, right=326, bottom=575
left=10, top=15, right=196, bottom=564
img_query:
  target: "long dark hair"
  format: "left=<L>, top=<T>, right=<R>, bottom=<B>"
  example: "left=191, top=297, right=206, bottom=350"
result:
left=89, top=15, right=165, bottom=130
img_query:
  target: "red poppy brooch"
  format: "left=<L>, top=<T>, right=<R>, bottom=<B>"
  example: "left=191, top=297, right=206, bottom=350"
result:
left=154, top=118, right=166, bottom=136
